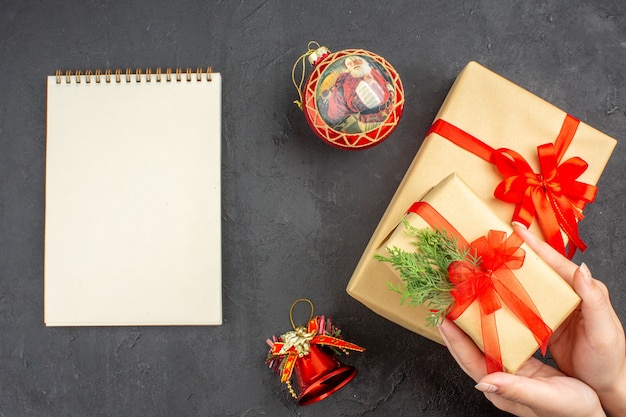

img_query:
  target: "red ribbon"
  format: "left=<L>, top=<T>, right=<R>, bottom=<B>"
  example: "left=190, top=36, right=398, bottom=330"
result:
left=427, top=115, right=596, bottom=258
left=409, top=202, right=552, bottom=373
left=269, top=318, right=365, bottom=382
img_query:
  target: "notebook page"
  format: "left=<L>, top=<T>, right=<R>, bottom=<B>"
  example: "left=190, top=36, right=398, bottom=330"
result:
left=45, top=72, right=222, bottom=326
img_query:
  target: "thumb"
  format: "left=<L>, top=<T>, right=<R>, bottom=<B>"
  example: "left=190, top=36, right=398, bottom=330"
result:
left=572, top=263, right=616, bottom=341
left=475, top=372, right=555, bottom=409
left=475, top=372, right=603, bottom=417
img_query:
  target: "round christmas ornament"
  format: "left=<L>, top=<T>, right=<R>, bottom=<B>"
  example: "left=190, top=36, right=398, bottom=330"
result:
left=265, top=298, right=365, bottom=405
left=292, top=41, right=404, bottom=150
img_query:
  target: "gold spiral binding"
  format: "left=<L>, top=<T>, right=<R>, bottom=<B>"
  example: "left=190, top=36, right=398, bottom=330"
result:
left=54, top=67, right=215, bottom=84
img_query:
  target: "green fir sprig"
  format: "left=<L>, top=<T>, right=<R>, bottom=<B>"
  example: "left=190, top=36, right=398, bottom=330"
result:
left=375, top=220, right=480, bottom=327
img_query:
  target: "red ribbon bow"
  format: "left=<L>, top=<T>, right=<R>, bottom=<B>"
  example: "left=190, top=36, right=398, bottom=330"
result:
left=269, top=317, right=365, bottom=382
left=428, top=115, right=595, bottom=258
left=409, top=202, right=553, bottom=373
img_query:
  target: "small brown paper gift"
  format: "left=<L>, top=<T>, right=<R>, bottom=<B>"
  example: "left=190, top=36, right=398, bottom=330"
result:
left=357, top=173, right=580, bottom=373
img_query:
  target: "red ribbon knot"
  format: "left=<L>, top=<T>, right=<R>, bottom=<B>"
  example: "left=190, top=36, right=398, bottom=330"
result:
left=428, top=115, right=595, bottom=258
left=447, top=230, right=552, bottom=373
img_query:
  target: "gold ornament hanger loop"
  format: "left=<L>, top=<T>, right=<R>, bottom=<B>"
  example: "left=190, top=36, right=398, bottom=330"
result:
left=291, top=41, right=323, bottom=110
left=289, top=298, right=314, bottom=330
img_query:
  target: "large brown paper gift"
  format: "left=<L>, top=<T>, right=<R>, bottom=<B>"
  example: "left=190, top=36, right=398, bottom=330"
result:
left=347, top=61, right=615, bottom=357
left=378, top=61, right=617, bottom=257
left=371, top=173, right=580, bottom=373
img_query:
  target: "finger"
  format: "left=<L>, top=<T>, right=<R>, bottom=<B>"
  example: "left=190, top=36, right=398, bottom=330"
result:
left=438, top=318, right=487, bottom=382
left=512, top=223, right=577, bottom=284
left=476, top=372, right=600, bottom=417
left=573, top=264, right=623, bottom=342
left=475, top=372, right=540, bottom=417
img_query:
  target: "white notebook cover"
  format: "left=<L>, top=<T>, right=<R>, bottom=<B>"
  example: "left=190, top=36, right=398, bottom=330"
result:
left=44, top=70, right=222, bottom=326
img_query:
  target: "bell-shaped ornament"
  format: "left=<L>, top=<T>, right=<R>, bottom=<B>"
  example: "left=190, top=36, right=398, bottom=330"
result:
left=294, top=344, right=357, bottom=405
left=265, top=299, right=365, bottom=405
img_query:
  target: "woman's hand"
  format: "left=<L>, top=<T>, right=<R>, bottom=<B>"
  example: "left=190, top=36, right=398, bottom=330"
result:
left=513, top=224, right=626, bottom=416
left=438, top=318, right=605, bottom=417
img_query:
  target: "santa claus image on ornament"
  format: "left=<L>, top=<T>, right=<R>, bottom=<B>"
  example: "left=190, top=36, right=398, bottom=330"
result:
left=316, top=54, right=395, bottom=134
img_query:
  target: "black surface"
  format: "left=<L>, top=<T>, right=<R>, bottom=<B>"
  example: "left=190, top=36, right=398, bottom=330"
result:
left=1, top=1, right=625, bottom=416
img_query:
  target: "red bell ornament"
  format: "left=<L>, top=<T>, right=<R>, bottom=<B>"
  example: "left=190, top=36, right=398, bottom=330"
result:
left=293, top=344, right=357, bottom=406
left=292, top=41, right=405, bottom=150
left=265, top=299, right=365, bottom=405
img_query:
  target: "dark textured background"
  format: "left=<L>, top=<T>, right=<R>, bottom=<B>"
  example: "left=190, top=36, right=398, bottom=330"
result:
left=1, top=1, right=624, bottom=416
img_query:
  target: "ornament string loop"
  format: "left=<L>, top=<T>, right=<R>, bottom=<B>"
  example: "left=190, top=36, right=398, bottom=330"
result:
left=289, top=298, right=314, bottom=330
left=291, top=41, right=321, bottom=110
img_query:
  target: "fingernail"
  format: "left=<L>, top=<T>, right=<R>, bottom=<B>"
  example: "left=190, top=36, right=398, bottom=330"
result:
left=475, top=382, right=498, bottom=393
left=511, top=221, right=528, bottom=229
left=579, top=262, right=592, bottom=285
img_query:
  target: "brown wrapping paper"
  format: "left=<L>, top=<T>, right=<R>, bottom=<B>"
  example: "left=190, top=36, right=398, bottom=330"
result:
left=412, top=61, right=616, bottom=230
left=347, top=62, right=615, bottom=356
left=373, top=173, right=580, bottom=373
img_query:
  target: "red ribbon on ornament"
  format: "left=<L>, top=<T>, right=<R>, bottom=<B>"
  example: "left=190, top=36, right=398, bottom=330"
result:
left=408, top=202, right=553, bottom=373
left=427, top=115, right=596, bottom=258
left=269, top=317, right=365, bottom=383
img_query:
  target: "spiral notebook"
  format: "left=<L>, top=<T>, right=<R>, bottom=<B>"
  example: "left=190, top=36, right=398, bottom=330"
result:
left=45, top=68, right=222, bottom=326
